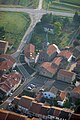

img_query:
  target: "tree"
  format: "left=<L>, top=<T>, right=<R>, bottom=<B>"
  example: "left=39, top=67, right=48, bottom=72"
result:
left=63, top=17, right=70, bottom=28
left=73, top=40, right=80, bottom=47
left=41, top=13, right=53, bottom=24
left=0, top=27, right=5, bottom=39
left=73, top=11, right=80, bottom=27
left=54, top=22, right=62, bottom=35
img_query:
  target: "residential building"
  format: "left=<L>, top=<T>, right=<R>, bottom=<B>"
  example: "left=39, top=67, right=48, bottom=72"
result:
left=37, top=44, right=60, bottom=64
left=24, top=44, right=35, bottom=65
left=70, top=85, right=80, bottom=99
left=57, top=50, right=73, bottom=62
left=57, top=69, right=76, bottom=83
left=12, top=95, right=80, bottom=120
left=0, top=72, right=22, bottom=98
left=18, top=96, right=34, bottom=112
left=73, top=45, right=80, bottom=58
left=0, top=40, right=8, bottom=54
left=39, top=62, right=58, bottom=78
left=0, top=54, right=16, bottom=73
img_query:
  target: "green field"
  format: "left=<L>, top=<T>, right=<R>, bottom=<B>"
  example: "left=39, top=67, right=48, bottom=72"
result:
left=0, top=11, right=30, bottom=53
left=0, top=0, right=39, bottom=8
left=60, top=0, right=80, bottom=5
left=43, top=0, right=80, bottom=12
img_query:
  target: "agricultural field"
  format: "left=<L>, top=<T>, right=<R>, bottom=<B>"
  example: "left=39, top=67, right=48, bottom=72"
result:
left=43, top=0, right=80, bottom=12
left=0, top=11, right=30, bottom=53
left=0, top=0, right=39, bottom=8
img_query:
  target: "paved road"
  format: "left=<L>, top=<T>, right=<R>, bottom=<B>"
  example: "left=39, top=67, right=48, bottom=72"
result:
left=38, top=0, right=43, bottom=10
left=0, top=1, right=74, bottom=110
left=0, top=8, right=74, bottom=17
left=0, top=74, right=35, bottom=109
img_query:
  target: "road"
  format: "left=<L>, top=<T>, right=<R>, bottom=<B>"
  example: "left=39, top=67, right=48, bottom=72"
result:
left=0, top=74, right=36, bottom=109
left=38, top=0, right=43, bottom=10
left=0, top=1, right=74, bottom=110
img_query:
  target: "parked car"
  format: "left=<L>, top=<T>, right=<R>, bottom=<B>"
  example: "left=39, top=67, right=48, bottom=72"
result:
left=27, top=86, right=32, bottom=90
left=30, top=84, right=35, bottom=88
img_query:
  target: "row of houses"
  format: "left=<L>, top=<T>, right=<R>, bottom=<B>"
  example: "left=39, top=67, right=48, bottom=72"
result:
left=0, top=54, right=22, bottom=98
left=0, top=71, right=22, bottom=98
left=11, top=94, right=80, bottom=120
left=0, top=109, right=40, bottom=120
left=0, top=54, right=16, bottom=76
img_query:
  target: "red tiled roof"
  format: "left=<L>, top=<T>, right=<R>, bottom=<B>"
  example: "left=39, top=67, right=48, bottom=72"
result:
left=0, top=54, right=15, bottom=71
left=0, top=82, right=11, bottom=93
left=72, top=85, right=80, bottom=94
left=13, top=96, right=20, bottom=105
left=52, top=57, right=62, bottom=66
left=40, top=62, right=57, bottom=74
left=58, top=69, right=75, bottom=78
left=0, top=72, right=22, bottom=93
left=40, top=105, right=50, bottom=115
left=29, top=101, right=43, bottom=114
left=24, top=44, right=35, bottom=58
left=47, top=44, right=57, bottom=55
left=58, top=50, right=72, bottom=59
left=58, top=91, right=67, bottom=101
left=53, top=109, right=60, bottom=117
left=18, top=96, right=34, bottom=109
left=70, top=113, right=80, bottom=120
left=0, top=109, right=28, bottom=120
left=0, top=109, right=8, bottom=120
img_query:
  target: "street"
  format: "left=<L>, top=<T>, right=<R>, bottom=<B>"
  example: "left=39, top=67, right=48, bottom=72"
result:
left=0, top=0, right=75, bottom=110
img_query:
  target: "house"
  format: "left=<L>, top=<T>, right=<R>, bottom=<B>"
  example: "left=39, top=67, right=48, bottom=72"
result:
left=70, top=85, right=80, bottom=99
left=57, top=69, right=76, bottom=84
left=57, top=50, right=73, bottom=62
left=29, top=101, right=43, bottom=114
left=37, top=44, right=60, bottom=64
left=0, top=40, right=8, bottom=54
left=39, top=62, right=58, bottom=78
left=12, top=95, right=80, bottom=120
left=0, top=72, right=22, bottom=97
left=24, top=44, right=35, bottom=65
left=18, top=96, right=34, bottom=112
left=73, top=45, right=80, bottom=58
left=73, top=60, right=80, bottom=74
left=51, top=57, right=63, bottom=69
left=70, top=113, right=80, bottom=120
left=0, top=54, right=16, bottom=73
left=0, top=109, right=42, bottom=120
left=0, top=109, right=27, bottom=120
left=57, top=91, right=67, bottom=101
left=47, top=44, right=60, bottom=61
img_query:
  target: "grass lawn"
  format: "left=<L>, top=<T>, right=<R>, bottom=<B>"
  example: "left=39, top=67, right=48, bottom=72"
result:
left=0, top=0, right=39, bottom=8
left=0, top=11, right=30, bottom=53
left=43, top=0, right=80, bottom=12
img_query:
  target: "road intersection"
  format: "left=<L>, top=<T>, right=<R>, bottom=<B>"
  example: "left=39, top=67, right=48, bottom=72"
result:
left=0, top=0, right=74, bottom=109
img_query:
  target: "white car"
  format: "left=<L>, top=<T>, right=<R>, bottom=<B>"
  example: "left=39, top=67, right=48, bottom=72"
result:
left=27, top=86, right=32, bottom=90
left=30, top=84, right=35, bottom=88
